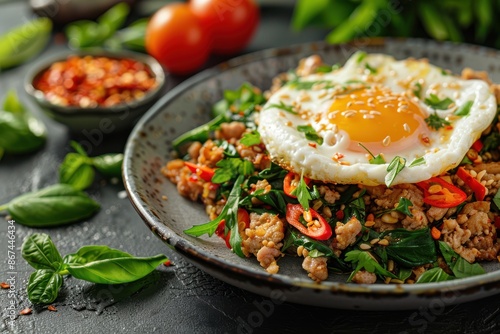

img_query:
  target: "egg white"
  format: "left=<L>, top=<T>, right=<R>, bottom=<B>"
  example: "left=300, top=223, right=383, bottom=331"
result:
left=258, top=53, right=497, bottom=186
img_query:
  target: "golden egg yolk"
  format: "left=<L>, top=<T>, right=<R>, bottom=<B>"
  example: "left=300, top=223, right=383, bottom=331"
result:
left=328, top=86, right=426, bottom=149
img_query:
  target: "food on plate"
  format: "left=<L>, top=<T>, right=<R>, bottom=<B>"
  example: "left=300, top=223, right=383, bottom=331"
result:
left=163, top=52, right=500, bottom=284
left=33, top=55, right=158, bottom=108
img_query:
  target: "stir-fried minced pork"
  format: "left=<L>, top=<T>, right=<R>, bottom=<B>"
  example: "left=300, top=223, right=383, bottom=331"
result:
left=302, top=256, right=328, bottom=282
left=352, top=270, right=377, bottom=284
left=331, top=217, right=362, bottom=251
left=242, top=213, right=285, bottom=273
left=163, top=56, right=500, bottom=285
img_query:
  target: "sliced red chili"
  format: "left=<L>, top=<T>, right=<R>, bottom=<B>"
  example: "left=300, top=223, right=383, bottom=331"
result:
left=456, top=167, right=486, bottom=201
left=416, top=177, right=467, bottom=208
left=184, top=161, right=215, bottom=182
left=215, top=208, right=250, bottom=249
left=283, top=172, right=311, bottom=198
left=471, top=139, right=483, bottom=153
left=285, top=204, right=332, bottom=240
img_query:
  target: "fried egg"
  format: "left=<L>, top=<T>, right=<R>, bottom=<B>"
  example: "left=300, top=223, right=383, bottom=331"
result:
left=258, top=52, right=497, bottom=186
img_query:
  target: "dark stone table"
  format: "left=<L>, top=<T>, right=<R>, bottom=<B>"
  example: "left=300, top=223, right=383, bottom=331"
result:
left=1, top=1, right=499, bottom=333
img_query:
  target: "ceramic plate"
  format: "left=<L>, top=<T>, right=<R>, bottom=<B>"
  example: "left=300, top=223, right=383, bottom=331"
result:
left=123, top=39, right=500, bottom=310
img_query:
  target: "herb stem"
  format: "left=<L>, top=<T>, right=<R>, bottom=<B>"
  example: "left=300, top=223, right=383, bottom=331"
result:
left=58, top=269, right=69, bottom=276
left=0, top=203, right=9, bottom=212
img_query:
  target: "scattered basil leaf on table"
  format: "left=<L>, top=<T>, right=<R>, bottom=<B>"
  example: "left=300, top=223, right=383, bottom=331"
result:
left=22, top=233, right=169, bottom=304
left=0, top=17, right=52, bottom=69
left=59, top=141, right=124, bottom=189
left=22, top=233, right=63, bottom=271
left=27, top=269, right=63, bottom=304
left=0, top=91, right=46, bottom=159
left=0, top=184, right=100, bottom=227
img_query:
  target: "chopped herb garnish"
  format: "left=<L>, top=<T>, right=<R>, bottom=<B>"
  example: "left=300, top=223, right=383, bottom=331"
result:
left=240, top=131, right=261, bottom=146
left=425, top=93, right=454, bottom=110
left=294, top=172, right=312, bottom=211
left=425, top=112, right=451, bottom=130
left=413, top=82, right=422, bottom=98
left=345, top=250, right=397, bottom=282
left=358, top=143, right=385, bottom=164
left=409, top=156, right=425, bottom=167
left=365, top=63, right=377, bottom=74
left=355, top=51, right=367, bottom=63
left=385, top=156, right=406, bottom=187
left=297, top=125, right=323, bottom=145
left=266, top=101, right=297, bottom=115
left=287, top=79, right=335, bottom=90
left=184, top=175, right=244, bottom=245
left=212, top=157, right=254, bottom=184
left=394, top=198, right=413, bottom=217
left=493, top=188, right=500, bottom=211
left=454, top=100, right=473, bottom=116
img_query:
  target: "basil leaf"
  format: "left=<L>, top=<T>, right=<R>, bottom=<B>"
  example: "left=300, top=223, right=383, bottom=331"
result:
left=425, top=112, right=451, bottom=130
left=265, top=101, right=297, bottom=115
left=454, top=100, right=473, bottom=116
left=22, top=233, right=63, bottom=271
left=5, top=184, right=100, bottom=227
left=212, top=157, right=254, bottom=184
left=172, top=114, right=227, bottom=152
left=64, top=245, right=132, bottom=265
left=493, top=188, right=500, bottom=211
left=424, top=94, right=454, bottom=110
left=27, top=269, right=63, bottom=304
left=413, top=82, right=422, bottom=99
left=297, top=125, right=323, bottom=145
left=409, top=156, right=425, bottom=167
left=91, top=153, right=124, bottom=178
left=438, top=241, right=485, bottom=278
left=380, top=228, right=436, bottom=267
left=184, top=175, right=244, bottom=238
left=59, top=153, right=95, bottom=190
left=0, top=91, right=46, bottom=156
left=416, top=267, right=453, bottom=283
left=240, top=131, right=261, bottom=146
left=66, top=254, right=167, bottom=284
left=358, top=143, right=385, bottom=164
left=385, top=156, right=406, bottom=187
left=394, top=198, right=413, bottom=217
left=294, top=173, right=312, bottom=211
left=345, top=250, right=397, bottom=282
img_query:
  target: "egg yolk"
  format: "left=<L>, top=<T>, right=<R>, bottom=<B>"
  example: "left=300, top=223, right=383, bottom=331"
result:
left=328, top=85, right=427, bottom=150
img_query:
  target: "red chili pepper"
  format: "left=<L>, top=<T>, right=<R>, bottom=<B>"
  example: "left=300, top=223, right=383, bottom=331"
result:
left=456, top=167, right=486, bottom=201
left=215, top=208, right=250, bottom=249
left=184, top=161, right=215, bottom=182
left=283, top=172, right=311, bottom=198
left=471, top=139, right=484, bottom=152
left=416, top=177, right=467, bottom=208
left=285, top=204, right=332, bottom=240
left=493, top=216, right=500, bottom=229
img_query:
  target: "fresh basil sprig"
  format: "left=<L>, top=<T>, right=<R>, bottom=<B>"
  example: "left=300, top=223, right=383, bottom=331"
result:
left=345, top=250, right=397, bottom=282
left=184, top=175, right=245, bottom=257
left=59, top=141, right=124, bottom=190
left=0, top=91, right=46, bottom=160
left=0, top=184, right=100, bottom=227
left=385, top=156, right=406, bottom=187
left=22, top=233, right=168, bottom=304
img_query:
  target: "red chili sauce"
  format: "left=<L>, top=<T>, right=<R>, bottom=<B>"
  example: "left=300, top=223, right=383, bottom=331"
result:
left=33, top=55, right=158, bottom=108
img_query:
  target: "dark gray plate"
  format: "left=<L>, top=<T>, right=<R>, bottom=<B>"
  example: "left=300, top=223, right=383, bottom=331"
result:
left=123, top=38, right=500, bottom=310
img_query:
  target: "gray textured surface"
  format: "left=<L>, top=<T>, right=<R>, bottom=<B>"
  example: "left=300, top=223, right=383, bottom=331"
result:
left=1, top=1, right=500, bottom=334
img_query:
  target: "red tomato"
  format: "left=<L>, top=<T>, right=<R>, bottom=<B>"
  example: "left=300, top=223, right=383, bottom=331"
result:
left=189, top=0, right=260, bottom=55
left=145, top=3, right=211, bottom=75
left=285, top=204, right=332, bottom=241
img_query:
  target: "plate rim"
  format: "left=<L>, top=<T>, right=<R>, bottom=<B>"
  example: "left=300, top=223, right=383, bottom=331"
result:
left=123, top=37, right=500, bottom=300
